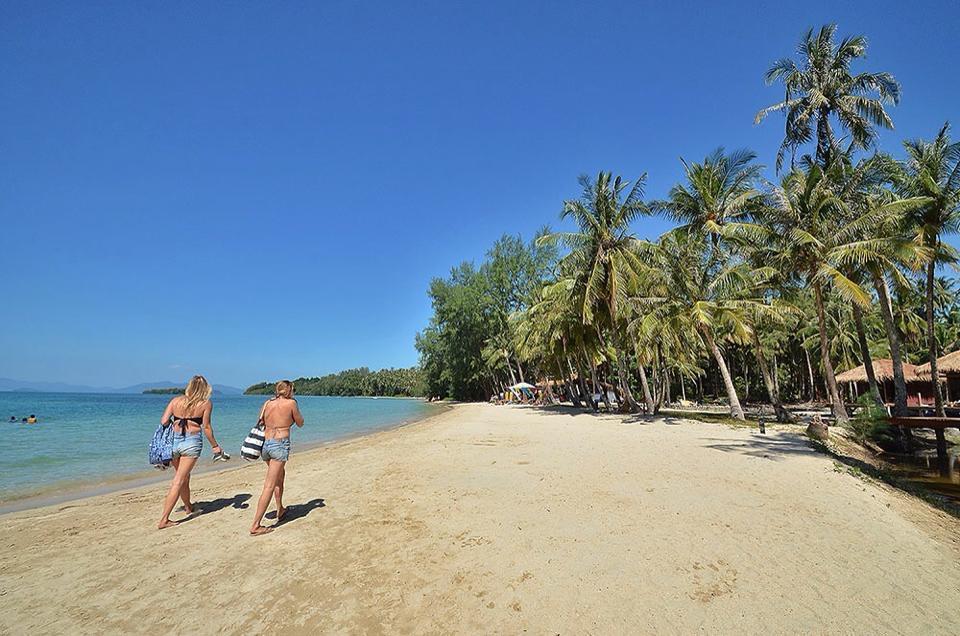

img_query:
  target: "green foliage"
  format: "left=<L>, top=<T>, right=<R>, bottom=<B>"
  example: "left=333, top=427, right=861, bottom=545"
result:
left=847, top=394, right=893, bottom=446
left=244, top=367, right=426, bottom=398
left=411, top=23, right=960, bottom=417
left=142, top=387, right=185, bottom=395
left=415, top=233, right=557, bottom=400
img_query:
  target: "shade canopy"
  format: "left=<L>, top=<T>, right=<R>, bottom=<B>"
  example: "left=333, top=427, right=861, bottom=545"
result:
left=510, top=382, right=536, bottom=390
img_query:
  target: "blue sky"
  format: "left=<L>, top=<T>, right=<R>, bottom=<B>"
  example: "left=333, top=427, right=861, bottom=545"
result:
left=2, top=1, right=958, bottom=388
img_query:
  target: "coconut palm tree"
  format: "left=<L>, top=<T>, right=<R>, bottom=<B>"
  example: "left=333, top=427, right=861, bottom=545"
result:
left=543, top=172, right=650, bottom=411
left=756, top=24, right=900, bottom=171
left=895, top=123, right=960, bottom=416
left=651, top=148, right=764, bottom=237
left=763, top=163, right=896, bottom=425
left=632, top=229, right=777, bottom=420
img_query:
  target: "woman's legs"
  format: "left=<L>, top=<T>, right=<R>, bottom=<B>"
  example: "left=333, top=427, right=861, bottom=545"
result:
left=273, top=464, right=286, bottom=519
left=251, top=460, right=285, bottom=535
left=176, top=458, right=193, bottom=514
left=158, top=456, right=199, bottom=529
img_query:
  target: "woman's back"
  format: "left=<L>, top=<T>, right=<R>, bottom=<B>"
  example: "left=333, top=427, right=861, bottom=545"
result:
left=262, top=397, right=303, bottom=439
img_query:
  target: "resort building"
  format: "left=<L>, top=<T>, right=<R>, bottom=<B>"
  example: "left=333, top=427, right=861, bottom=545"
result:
left=916, top=349, right=960, bottom=403
left=835, top=359, right=933, bottom=407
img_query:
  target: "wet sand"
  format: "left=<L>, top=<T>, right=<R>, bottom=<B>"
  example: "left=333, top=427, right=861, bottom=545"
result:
left=1, top=403, right=959, bottom=633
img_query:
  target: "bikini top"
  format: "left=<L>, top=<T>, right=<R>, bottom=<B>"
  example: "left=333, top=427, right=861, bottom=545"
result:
left=171, top=414, right=203, bottom=432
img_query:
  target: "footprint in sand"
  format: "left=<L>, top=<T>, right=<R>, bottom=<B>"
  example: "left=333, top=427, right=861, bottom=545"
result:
left=684, top=559, right=738, bottom=603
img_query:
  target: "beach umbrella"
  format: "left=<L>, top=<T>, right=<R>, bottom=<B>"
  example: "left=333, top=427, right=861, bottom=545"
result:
left=510, top=382, right=536, bottom=390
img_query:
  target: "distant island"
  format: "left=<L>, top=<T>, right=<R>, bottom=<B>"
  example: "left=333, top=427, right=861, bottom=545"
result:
left=245, top=367, right=425, bottom=398
left=142, top=387, right=185, bottom=395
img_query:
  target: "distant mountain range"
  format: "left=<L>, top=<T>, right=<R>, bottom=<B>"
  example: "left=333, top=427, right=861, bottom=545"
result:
left=0, top=378, right=243, bottom=395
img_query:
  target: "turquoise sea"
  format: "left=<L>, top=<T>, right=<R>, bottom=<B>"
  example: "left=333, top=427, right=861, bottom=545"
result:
left=0, top=393, right=441, bottom=503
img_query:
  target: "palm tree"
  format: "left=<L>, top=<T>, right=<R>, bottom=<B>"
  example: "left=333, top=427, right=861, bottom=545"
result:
left=756, top=24, right=900, bottom=171
left=763, top=164, right=898, bottom=425
left=651, top=148, right=764, bottom=236
left=633, top=230, right=776, bottom=420
left=543, top=172, right=650, bottom=411
left=896, top=123, right=960, bottom=416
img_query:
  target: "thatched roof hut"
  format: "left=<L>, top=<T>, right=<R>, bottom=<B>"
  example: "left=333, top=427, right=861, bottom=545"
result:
left=835, top=359, right=922, bottom=384
left=915, top=349, right=960, bottom=376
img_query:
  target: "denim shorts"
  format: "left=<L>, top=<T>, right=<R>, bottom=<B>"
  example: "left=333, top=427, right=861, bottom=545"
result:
left=262, top=438, right=290, bottom=463
left=172, top=432, right=203, bottom=459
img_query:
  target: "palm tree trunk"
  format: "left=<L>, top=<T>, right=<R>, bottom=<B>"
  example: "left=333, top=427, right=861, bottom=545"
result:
left=613, top=351, right=638, bottom=412
left=804, top=347, right=816, bottom=401
left=813, top=281, right=849, bottom=425
left=753, top=333, right=793, bottom=422
left=633, top=341, right=655, bottom=413
left=557, top=360, right=580, bottom=407
left=573, top=358, right=590, bottom=408
left=926, top=260, right=946, bottom=416
left=505, top=352, right=517, bottom=386
left=851, top=302, right=883, bottom=407
left=872, top=272, right=909, bottom=416
left=701, top=328, right=745, bottom=420
left=816, top=106, right=834, bottom=167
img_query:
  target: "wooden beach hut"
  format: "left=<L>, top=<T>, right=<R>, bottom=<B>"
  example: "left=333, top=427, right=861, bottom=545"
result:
left=835, top=359, right=933, bottom=407
left=915, top=350, right=960, bottom=403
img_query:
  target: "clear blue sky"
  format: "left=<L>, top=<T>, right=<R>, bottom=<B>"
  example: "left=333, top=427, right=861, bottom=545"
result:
left=2, top=1, right=958, bottom=388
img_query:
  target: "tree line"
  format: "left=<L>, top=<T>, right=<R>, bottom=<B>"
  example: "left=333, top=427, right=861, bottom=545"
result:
left=244, top=367, right=426, bottom=398
left=415, top=25, right=960, bottom=425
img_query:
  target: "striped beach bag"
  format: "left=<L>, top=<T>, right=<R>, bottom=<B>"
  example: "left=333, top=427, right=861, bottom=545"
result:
left=241, top=425, right=265, bottom=460
left=241, top=402, right=267, bottom=461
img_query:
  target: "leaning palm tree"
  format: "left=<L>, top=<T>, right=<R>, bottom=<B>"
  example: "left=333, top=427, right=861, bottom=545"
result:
left=895, top=123, right=960, bottom=416
left=542, top=172, right=650, bottom=411
left=632, top=229, right=775, bottom=420
left=762, top=163, right=899, bottom=425
left=756, top=24, right=900, bottom=171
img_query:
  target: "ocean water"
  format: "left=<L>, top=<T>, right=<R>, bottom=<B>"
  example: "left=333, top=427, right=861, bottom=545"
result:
left=0, top=393, right=441, bottom=502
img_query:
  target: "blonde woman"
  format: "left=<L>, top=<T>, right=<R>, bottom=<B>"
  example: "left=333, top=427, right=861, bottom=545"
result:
left=156, top=375, right=223, bottom=529
left=250, top=380, right=304, bottom=535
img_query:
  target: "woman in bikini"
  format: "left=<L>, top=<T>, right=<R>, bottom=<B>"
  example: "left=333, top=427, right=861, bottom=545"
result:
left=250, top=380, right=304, bottom=535
left=156, top=375, right=223, bottom=529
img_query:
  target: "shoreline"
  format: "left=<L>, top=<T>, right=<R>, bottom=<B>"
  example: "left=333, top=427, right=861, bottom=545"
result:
left=0, top=402, right=452, bottom=516
left=2, top=403, right=959, bottom=633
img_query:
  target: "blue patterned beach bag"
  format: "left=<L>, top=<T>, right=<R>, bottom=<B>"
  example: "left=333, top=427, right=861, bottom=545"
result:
left=149, top=424, right=174, bottom=468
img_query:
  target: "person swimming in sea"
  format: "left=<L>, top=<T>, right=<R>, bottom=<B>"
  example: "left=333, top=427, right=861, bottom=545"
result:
left=26, top=415, right=37, bottom=424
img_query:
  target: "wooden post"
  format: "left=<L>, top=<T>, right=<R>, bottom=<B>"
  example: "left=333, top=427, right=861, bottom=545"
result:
left=935, top=428, right=950, bottom=478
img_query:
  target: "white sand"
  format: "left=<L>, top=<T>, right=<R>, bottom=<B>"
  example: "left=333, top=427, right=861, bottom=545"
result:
left=1, top=403, right=959, bottom=634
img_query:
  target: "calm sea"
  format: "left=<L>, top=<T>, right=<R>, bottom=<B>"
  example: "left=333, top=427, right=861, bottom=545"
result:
left=0, top=393, right=441, bottom=503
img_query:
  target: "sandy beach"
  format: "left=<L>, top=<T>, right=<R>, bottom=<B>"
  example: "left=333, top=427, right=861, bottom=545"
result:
left=1, top=403, right=959, bottom=634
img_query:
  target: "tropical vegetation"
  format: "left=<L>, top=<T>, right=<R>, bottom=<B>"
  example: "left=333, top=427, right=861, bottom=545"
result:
left=415, top=23, right=960, bottom=427
left=245, top=367, right=426, bottom=398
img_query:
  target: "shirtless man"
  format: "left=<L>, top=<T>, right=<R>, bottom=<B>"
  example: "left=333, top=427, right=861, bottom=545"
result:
left=250, top=380, right=304, bottom=535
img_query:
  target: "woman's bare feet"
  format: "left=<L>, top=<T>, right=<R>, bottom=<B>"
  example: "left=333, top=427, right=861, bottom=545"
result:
left=250, top=525, right=273, bottom=536
left=157, top=519, right=179, bottom=530
left=276, top=506, right=287, bottom=523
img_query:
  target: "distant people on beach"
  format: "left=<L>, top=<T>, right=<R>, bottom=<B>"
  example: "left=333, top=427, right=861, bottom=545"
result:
left=156, top=375, right=223, bottom=530
left=250, top=380, right=304, bottom=536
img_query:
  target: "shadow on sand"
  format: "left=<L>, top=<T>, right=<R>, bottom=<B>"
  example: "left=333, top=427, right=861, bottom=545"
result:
left=701, top=433, right=818, bottom=461
left=532, top=404, right=715, bottom=427
left=175, top=493, right=252, bottom=525
left=265, top=498, right=326, bottom=526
